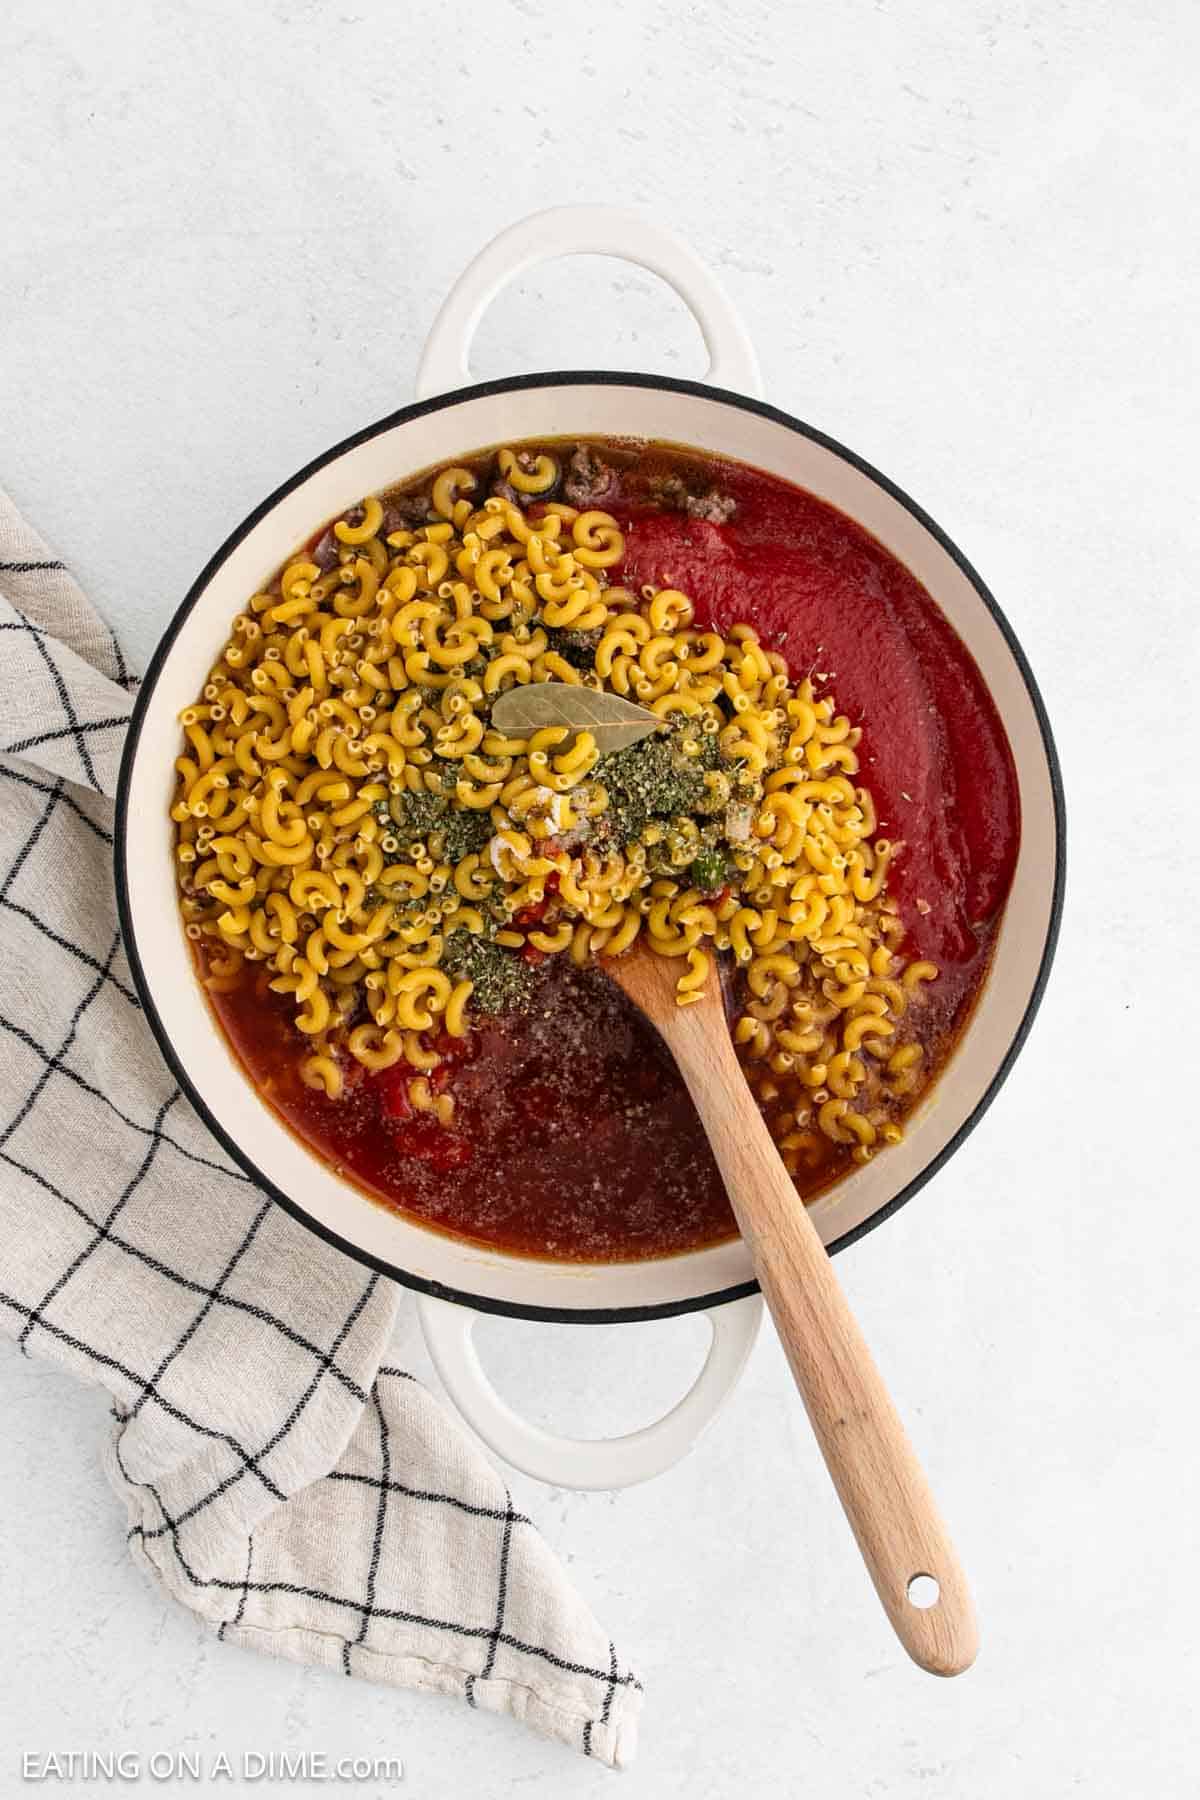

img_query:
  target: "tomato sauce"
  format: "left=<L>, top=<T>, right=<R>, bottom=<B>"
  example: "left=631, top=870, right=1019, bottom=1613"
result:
left=610, top=448, right=1019, bottom=969
left=208, top=955, right=738, bottom=1260
left=202, top=441, right=1020, bottom=1263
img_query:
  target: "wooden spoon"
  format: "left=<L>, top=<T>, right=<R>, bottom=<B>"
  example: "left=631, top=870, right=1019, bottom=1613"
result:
left=607, top=943, right=979, bottom=1677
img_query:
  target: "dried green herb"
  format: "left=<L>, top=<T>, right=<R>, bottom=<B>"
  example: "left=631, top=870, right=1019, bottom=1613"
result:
left=689, top=847, right=732, bottom=893
left=441, top=929, right=536, bottom=1015
left=387, top=787, right=447, bottom=841
left=591, top=733, right=709, bottom=848
left=431, top=810, right=489, bottom=864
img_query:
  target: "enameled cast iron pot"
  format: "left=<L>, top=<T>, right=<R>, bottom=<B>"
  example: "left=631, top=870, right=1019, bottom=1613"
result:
left=116, top=208, right=1065, bottom=1490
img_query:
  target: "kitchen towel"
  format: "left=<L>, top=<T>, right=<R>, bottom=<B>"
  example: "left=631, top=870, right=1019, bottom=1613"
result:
left=0, top=490, right=641, bottom=1768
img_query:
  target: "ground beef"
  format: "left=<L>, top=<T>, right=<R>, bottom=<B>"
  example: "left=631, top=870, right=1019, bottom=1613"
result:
left=646, top=472, right=735, bottom=524
left=685, top=488, right=736, bottom=524
left=311, top=527, right=340, bottom=570
left=381, top=493, right=432, bottom=533
left=648, top=473, right=687, bottom=508
left=548, top=626, right=603, bottom=670
left=489, top=476, right=521, bottom=507
left=563, top=445, right=620, bottom=508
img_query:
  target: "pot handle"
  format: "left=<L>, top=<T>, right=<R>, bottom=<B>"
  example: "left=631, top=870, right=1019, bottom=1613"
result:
left=416, top=1292, right=763, bottom=1490
left=415, top=204, right=762, bottom=402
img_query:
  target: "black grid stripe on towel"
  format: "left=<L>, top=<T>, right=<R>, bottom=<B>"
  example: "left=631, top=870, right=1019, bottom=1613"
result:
left=0, top=498, right=641, bottom=1769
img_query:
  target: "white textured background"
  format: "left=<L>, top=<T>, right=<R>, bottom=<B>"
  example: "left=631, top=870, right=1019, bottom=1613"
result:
left=2, top=2, right=1198, bottom=1795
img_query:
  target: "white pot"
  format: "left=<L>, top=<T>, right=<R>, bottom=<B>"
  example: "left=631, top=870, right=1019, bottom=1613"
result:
left=116, top=207, right=1064, bottom=1491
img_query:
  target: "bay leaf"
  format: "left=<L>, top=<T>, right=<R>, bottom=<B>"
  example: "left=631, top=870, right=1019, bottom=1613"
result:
left=490, top=681, right=663, bottom=755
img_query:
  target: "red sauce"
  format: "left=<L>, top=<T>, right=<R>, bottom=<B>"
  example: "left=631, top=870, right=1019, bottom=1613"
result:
left=208, top=957, right=738, bottom=1261
left=610, top=452, right=1019, bottom=969
left=201, top=441, right=1020, bottom=1263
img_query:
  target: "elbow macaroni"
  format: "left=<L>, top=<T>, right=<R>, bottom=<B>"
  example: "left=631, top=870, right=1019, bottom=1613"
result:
left=174, top=444, right=942, bottom=1174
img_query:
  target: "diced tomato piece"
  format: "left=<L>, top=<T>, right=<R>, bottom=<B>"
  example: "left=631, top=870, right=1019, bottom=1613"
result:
left=390, top=1118, right=474, bottom=1170
left=522, top=944, right=547, bottom=966
left=514, top=897, right=550, bottom=928
left=376, top=1068, right=412, bottom=1121
left=544, top=870, right=561, bottom=895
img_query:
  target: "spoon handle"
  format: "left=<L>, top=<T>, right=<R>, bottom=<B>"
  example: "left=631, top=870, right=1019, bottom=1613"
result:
left=679, top=1029, right=979, bottom=1676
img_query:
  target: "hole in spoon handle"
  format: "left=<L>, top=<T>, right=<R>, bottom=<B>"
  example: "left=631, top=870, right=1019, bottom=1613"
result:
left=882, top=1553, right=978, bottom=1676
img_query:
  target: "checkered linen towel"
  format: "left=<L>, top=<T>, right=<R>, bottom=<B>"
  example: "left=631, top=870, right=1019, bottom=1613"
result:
left=0, top=491, right=641, bottom=1768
